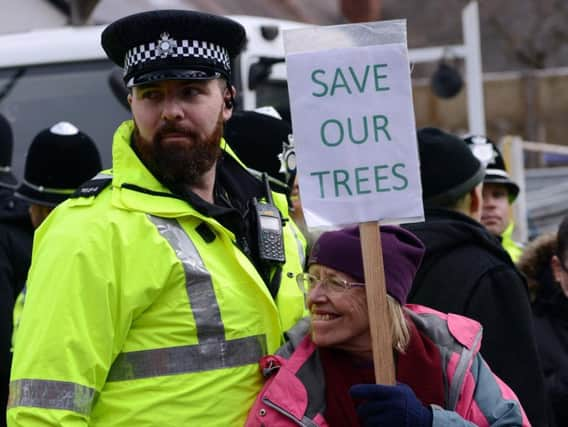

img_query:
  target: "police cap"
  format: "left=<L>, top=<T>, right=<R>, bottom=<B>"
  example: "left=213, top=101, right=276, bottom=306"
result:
left=464, top=135, right=520, bottom=202
left=101, top=10, right=246, bottom=87
left=225, top=109, right=295, bottom=196
left=0, top=113, right=17, bottom=189
left=15, top=122, right=102, bottom=207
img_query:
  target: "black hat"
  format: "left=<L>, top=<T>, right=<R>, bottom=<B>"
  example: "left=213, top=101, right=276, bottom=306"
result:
left=101, top=10, right=246, bottom=87
left=417, top=127, right=485, bottom=207
left=15, top=122, right=102, bottom=207
left=224, top=109, right=295, bottom=195
left=0, top=113, right=17, bottom=189
left=464, top=135, right=520, bottom=202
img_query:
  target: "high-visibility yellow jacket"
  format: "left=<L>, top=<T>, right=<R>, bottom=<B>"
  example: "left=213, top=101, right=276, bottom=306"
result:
left=8, top=121, right=307, bottom=426
left=502, top=221, right=523, bottom=263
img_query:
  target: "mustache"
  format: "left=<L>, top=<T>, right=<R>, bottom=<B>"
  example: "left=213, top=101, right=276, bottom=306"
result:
left=154, top=122, right=196, bottom=141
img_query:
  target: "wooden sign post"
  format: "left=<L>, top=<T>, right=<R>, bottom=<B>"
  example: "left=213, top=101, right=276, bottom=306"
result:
left=360, top=221, right=395, bottom=384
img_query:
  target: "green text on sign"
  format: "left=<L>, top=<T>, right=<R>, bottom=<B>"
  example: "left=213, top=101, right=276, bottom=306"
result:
left=311, top=64, right=391, bottom=97
left=320, top=115, right=391, bottom=146
left=310, top=163, right=408, bottom=198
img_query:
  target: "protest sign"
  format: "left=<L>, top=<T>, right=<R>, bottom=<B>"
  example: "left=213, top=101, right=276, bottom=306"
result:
left=285, top=20, right=422, bottom=385
left=285, top=20, right=423, bottom=229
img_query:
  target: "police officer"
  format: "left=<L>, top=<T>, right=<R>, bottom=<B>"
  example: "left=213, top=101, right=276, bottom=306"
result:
left=465, top=135, right=523, bottom=261
left=8, top=10, right=306, bottom=426
left=10, top=121, right=102, bottom=345
left=0, top=114, right=32, bottom=427
left=15, top=122, right=102, bottom=228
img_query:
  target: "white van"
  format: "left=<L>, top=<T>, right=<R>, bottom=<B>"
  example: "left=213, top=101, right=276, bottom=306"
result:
left=0, top=15, right=307, bottom=179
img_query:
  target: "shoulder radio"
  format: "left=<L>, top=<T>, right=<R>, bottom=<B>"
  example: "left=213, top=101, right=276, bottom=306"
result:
left=254, top=173, right=285, bottom=264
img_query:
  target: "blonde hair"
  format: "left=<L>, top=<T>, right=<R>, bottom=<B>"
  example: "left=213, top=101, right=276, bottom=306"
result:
left=387, top=295, right=411, bottom=354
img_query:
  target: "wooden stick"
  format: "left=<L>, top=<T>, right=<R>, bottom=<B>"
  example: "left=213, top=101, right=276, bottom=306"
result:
left=359, top=221, right=396, bottom=385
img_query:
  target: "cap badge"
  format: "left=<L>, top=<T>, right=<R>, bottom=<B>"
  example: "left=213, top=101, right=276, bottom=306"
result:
left=278, top=135, right=296, bottom=183
left=156, top=32, right=176, bottom=58
left=468, top=135, right=497, bottom=167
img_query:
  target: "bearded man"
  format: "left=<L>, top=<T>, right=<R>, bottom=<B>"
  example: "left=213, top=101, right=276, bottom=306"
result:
left=7, top=10, right=306, bottom=426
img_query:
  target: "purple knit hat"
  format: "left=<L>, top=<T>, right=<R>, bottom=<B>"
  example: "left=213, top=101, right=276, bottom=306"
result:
left=308, top=225, right=425, bottom=305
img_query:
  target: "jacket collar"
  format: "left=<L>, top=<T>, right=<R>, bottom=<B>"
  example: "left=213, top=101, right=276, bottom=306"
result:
left=110, top=120, right=244, bottom=220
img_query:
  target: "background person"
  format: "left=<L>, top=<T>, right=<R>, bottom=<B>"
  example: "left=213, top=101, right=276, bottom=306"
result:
left=10, top=121, right=102, bottom=344
left=518, top=214, right=568, bottom=426
left=247, top=225, right=529, bottom=426
left=8, top=10, right=306, bottom=426
left=14, top=122, right=102, bottom=228
left=0, top=114, right=32, bottom=427
left=405, top=127, right=549, bottom=426
left=465, top=134, right=523, bottom=262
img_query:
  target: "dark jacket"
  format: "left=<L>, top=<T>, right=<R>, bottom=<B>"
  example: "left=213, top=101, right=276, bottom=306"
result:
left=404, top=208, right=550, bottom=427
left=0, top=188, right=33, bottom=427
left=518, top=233, right=568, bottom=427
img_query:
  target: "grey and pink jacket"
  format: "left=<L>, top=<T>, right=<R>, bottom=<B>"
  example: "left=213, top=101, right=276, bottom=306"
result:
left=246, top=304, right=529, bottom=427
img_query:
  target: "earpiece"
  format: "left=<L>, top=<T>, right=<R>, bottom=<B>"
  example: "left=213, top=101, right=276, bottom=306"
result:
left=225, top=99, right=233, bottom=109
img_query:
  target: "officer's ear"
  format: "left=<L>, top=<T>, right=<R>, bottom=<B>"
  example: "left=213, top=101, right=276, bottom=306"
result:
left=222, top=84, right=236, bottom=122
left=127, top=92, right=133, bottom=107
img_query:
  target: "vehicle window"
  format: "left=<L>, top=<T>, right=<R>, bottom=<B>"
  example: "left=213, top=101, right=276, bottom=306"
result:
left=0, top=61, right=130, bottom=181
left=254, top=79, right=291, bottom=122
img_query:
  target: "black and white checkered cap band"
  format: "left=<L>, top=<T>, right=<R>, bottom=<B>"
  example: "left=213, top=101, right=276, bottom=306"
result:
left=124, top=35, right=231, bottom=76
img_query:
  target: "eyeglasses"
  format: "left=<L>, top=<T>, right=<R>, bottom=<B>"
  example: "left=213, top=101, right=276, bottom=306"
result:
left=296, top=272, right=365, bottom=293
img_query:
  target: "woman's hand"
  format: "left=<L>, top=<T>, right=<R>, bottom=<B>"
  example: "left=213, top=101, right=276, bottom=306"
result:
left=349, top=383, right=433, bottom=427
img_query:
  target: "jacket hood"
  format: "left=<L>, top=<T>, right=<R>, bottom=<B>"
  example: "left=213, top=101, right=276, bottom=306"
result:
left=517, top=232, right=556, bottom=297
left=404, top=208, right=512, bottom=265
left=518, top=232, right=568, bottom=317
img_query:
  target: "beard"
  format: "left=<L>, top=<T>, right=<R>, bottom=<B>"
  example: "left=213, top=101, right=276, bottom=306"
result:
left=133, top=111, right=224, bottom=193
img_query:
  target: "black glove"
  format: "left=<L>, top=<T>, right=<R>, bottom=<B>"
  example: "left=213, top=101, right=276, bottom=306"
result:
left=349, top=383, right=433, bottom=427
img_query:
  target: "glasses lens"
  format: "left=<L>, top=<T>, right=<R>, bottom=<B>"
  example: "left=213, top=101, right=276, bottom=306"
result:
left=327, top=277, right=348, bottom=292
left=306, top=274, right=319, bottom=290
left=296, top=273, right=316, bottom=292
left=297, top=274, right=353, bottom=292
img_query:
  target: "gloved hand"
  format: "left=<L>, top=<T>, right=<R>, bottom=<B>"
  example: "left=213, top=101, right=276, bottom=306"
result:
left=349, top=383, right=433, bottom=427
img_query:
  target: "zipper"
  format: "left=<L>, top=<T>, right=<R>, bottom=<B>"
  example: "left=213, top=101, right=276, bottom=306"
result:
left=262, top=397, right=307, bottom=426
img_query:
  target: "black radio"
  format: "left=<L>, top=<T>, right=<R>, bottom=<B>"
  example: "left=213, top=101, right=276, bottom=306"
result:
left=253, top=173, right=286, bottom=264
left=254, top=199, right=285, bottom=263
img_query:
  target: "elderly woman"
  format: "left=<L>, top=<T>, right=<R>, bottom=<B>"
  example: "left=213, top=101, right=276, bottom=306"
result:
left=246, top=225, right=529, bottom=426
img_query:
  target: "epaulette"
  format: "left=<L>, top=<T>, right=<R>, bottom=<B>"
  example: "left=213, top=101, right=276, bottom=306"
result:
left=70, top=173, right=113, bottom=198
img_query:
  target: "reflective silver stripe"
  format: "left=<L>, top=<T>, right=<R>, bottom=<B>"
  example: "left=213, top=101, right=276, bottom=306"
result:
left=107, top=335, right=266, bottom=381
left=107, top=216, right=267, bottom=381
left=290, top=222, right=306, bottom=268
left=148, top=215, right=224, bottom=342
left=8, top=379, right=96, bottom=415
left=0, top=165, right=11, bottom=172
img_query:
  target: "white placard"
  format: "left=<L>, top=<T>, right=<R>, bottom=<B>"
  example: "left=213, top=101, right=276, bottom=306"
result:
left=285, top=26, right=423, bottom=230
